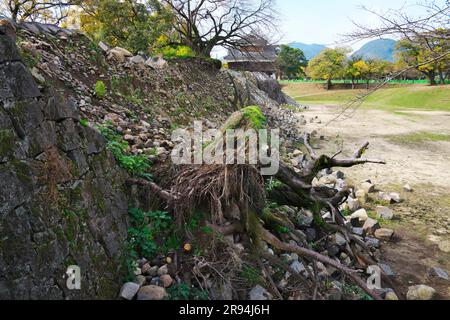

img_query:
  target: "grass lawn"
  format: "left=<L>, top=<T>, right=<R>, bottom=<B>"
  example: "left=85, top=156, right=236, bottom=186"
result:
left=282, top=83, right=450, bottom=112
left=387, top=131, right=450, bottom=145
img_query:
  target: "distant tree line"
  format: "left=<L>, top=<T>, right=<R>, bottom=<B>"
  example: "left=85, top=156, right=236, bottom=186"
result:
left=276, top=38, right=449, bottom=89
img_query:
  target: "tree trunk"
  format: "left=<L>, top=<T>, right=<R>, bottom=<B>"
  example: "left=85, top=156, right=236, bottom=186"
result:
left=326, top=78, right=331, bottom=90
left=427, top=70, right=437, bottom=86
left=438, top=68, right=445, bottom=85
left=351, top=77, right=355, bottom=90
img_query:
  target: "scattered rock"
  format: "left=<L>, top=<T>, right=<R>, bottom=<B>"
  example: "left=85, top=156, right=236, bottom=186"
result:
left=130, top=55, right=145, bottom=64
left=365, top=237, right=380, bottom=249
left=327, top=288, right=342, bottom=300
left=347, top=197, right=360, bottom=212
left=379, top=263, right=396, bottom=277
left=150, top=277, right=164, bottom=287
left=438, top=240, right=450, bottom=253
left=332, top=233, right=347, bottom=246
left=297, top=215, right=313, bottom=227
left=290, top=261, right=306, bottom=274
left=355, top=189, right=368, bottom=205
left=119, top=282, right=140, bottom=300
left=305, top=228, right=316, bottom=242
left=157, top=265, right=168, bottom=276
left=403, top=184, right=413, bottom=192
left=406, top=285, right=437, bottom=300
left=145, top=56, right=168, bottom=69
left=327, top=245, right=340, bottom=257
left=334, top=171, right=345, bottom=179
left=374, top=228, right=394, bottom=241
left=135, top=275, right=146, bottom=287
left=352, top=227, right=365, bottom=237
left=249, top=285, right=273, bottom=300
left=141, top=263, right=151, bottom=275
left=98, top=41, right=110, bottom=52
left=134, top=267, right=142, bottom=276
left=385, top=291, right=399, bottom=300
left=428, top=267, right=449, bottom=280
left=31, top=67, right=45, bottom=83
left=137, top=285, right=168, bottom=301
left=378, top=192, right=392, bottom=202
left=108, top=46, right=133, bottom=63
left=160, top=274, right=173, bottom=288
left=376, top=206, right=394, bottom=220
left=389, top=192, right=401, bottom=203
left=147, top=265, right=159, bottom=277
left=361, top=182, right=375, bottom=193
left=363, top=218, right=380, bottom=234
left=350, top=209, right=368, bottom=224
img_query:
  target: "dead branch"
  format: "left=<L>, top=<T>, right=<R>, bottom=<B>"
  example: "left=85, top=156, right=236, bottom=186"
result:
left=260, top=228, right=382, bottom=300
left=126, top=178, right=176, bottom=202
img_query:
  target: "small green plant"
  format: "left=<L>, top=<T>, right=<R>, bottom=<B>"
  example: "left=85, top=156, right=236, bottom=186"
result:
left=341, top=208, right=351, bottom=217
left=275, top=225, right=290, bottom=234
left=313, top=214, right=327, bottom=228
left=265, top=178, right=282, bottom=192
left=79, top=119, right=89, bottom=127
left=124, top=208, right=175, bottom=280
left=241, top=106, right=266, bottom=129
left=125, top=88, right=144, bottom=106
left=167, top=283, right=209, bottom=300
left=342, top=284, right=374, bottom=300
left=94, top=80, right=107, bottom=99
left=240, top=264, right=264, bottom=286
left=96, top=122, right=151, bottom=177
left=156, top=45, right=196, bottom=59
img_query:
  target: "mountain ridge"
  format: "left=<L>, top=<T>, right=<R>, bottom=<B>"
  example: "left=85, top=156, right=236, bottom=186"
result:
left=352, top=39, right=397, bottom=62
left=288, top=39, right=398, bottom=62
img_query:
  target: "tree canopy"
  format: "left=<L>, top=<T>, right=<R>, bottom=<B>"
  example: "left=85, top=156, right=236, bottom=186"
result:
left=396, top=30, right=450, bottom=85
left=1, top=0, right=81, bottom=23
left=159, top=0, right=278, bottom=57
left=79, top=0, right=173, bottom=54
left=276, top=45, right=307, bottom=79
left=306, top=48, right=348, bottom=89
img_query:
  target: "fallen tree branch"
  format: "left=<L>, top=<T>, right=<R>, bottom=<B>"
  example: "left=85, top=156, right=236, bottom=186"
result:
left=260, top=227, right=382, bottom=300
left=126, top=179, right=175, bottom=202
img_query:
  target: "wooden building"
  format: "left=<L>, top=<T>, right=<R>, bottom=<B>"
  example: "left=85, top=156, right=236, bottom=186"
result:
left=224, top=35, right=278, bottom=77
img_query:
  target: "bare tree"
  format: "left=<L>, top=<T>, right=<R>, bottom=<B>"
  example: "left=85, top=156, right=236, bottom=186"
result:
left=346, top=1, right=450, bottom=43
left=2, top=0, right=80, bottom=23
left=160, top=0, right=279, bottom=57
left=324, top=1, right=450, bottom=124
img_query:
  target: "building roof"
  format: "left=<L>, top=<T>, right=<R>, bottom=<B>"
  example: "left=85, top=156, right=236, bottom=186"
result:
left=224, top=34, right=277, bottom=62
left=224, top=51, right=277, bottom=62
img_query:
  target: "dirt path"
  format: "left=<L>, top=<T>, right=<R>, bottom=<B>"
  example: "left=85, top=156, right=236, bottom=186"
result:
left=297, top=105, right=450, bottom=299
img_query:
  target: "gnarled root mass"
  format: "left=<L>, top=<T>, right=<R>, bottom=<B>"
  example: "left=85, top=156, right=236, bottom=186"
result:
left=129, top=109, right=387, bottom=300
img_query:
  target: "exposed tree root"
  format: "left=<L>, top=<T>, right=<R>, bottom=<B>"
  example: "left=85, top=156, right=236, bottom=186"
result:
left=127, top=108, right=387, bottom=300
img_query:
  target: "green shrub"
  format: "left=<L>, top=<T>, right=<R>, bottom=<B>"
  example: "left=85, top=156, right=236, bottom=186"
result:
left=167, top=283, right=209, bottom=300
left=96, top=122, right=150, bottom=177
left=156, top=45, right=195, bottom=59
left=94, top=80, right=107, bottom=98
left=241, top=106, right=266, bottom=129
left=124, top=208, right=174, bottom=281
left=240, top=264, right=264, bottom=286
left=265, top=178, right=282, bottom=192
left=79, top=119, right=89, bottom=127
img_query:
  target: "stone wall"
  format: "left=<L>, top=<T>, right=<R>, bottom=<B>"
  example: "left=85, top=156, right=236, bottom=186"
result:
left=0, top=21, right=129, bottom=300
